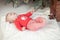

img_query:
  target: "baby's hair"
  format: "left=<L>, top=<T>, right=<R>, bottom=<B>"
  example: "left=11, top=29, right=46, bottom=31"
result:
left=6, top=13, right=10, bottom=22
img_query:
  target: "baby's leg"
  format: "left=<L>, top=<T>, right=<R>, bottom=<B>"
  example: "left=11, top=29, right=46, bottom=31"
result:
left=27, top=17, right=46, bottom=31
left=35, top=17, right=45, bottom=23
left=35, top=17, right=46, bottom=27
left=27, top=20, right=38, bottom=31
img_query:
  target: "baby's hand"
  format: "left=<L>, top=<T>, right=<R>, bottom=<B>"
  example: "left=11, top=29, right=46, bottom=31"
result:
left=22, top=27, right=26, bottom=31
left=28, top=7, right=35, bottom=14
left=30, top=7, right=35, bottom=13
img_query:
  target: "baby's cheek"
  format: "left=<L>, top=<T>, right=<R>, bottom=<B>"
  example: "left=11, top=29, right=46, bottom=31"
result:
left=11, top=15, right=17, bottom=20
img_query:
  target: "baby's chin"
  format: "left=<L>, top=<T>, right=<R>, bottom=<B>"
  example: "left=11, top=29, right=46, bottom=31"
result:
left=13, top=15, right=17, bottom=20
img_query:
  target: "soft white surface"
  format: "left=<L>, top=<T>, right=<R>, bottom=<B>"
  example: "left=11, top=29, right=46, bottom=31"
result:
left=0, top=26, right=3, bottom=40
left=58, top=22, right=60, bottom=27
left=1, top=14, right=60, bottom=40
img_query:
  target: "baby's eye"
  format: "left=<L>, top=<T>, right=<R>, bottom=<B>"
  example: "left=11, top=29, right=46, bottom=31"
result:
left=10, top=13, right=12, bottom=15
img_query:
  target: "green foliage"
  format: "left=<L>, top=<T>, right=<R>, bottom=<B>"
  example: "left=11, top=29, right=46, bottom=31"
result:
left=6, top=0, right=12, bottom=3
left=33, top=0, right=50, bottom=9
left=5, top=0, right=50, bottom=8
left=33, top=0, right=42, bottom=9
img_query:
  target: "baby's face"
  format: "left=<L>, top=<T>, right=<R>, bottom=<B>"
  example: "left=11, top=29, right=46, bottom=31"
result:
left=6, top=12, right=17, bottom=23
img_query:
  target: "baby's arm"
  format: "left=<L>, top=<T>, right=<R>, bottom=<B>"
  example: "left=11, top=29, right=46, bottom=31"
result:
left=14, top=21, right=22, bottom=31
left=14, top=19, right=26, bottom=31
left=25, top=11, right=32, bottom=17
left=25, top=8, right=35, bottom=17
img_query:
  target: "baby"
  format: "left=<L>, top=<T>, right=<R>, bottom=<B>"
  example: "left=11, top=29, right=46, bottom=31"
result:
left=6, top=9, right=46, bottom=31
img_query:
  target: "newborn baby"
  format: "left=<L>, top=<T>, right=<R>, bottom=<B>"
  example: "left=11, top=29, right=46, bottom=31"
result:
left=6, top=10, right=46, bottom=31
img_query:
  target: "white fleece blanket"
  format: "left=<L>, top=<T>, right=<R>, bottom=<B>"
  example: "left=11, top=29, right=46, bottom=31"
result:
left=1, top=15, right=60, bottom=40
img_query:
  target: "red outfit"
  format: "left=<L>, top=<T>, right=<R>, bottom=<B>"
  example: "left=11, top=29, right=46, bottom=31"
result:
left=14, top=12, right=46, bottom=31
left=14, top=12, right=32, bottom=31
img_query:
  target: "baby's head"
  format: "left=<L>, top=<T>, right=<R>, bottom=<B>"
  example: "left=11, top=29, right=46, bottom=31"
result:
left=6, top=12, right=17, bottom=23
